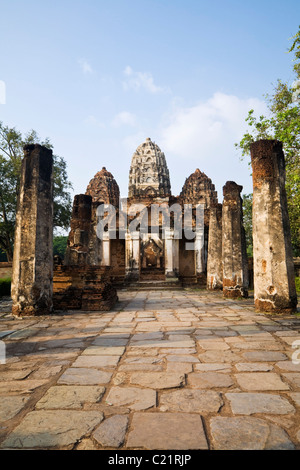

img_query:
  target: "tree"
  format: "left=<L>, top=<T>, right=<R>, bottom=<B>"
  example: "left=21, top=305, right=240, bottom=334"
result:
left=235, top=26, right=300, bottom=256
left=242, top=193, right=253, bottom=257
left=53, top=236, right=68, bottom=259
left=0, top=123, right=73, bottom=260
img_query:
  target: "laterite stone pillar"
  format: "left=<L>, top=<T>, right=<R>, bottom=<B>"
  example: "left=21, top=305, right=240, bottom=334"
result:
left=250, top=139, right=297, bottom=313
left=11, top=144, right=53, bottom=316
left=207, top=203, right=223, bottom=290
left=222, top=181, right=249, bottom=298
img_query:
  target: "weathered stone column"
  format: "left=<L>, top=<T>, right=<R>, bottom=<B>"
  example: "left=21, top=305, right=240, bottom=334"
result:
left=101, top=231, right=111, bottom=266
left=194, top=230, right=205, bottom=282
left=173, top=233, right=180, bottom=276
left=132, top=232, right=140, bottom=273
left=64, top=194, right=92, bottom=265
left=11, top=144, right=53, bottom=316
left=222, top=181, right=249, bottom=298
left=250, top=140, right=297, bottom=312
left=164, top=229, right=177, bottom=278
left=125, top=231, right=140, bottom=281
left=207, top=203, right=223, bottom=290
left=87, top=202, right=102, bottom=265
left=190, top=203, right=206, bottom=285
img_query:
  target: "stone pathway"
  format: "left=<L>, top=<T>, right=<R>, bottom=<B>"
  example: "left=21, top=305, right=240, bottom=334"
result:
left=0, top=289, right=299, bottom=450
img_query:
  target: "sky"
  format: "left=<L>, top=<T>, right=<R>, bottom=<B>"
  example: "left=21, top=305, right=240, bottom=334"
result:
left=1, top=0, right=299, bottom=203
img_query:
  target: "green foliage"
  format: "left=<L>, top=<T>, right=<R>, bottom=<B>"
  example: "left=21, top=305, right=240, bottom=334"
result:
left=295, top=277, right=300, bottom=293
left=53, top=236, right=68, bottom=259
left=235, top=26, right=300, bottom=256
left=0, top=277, right=11, bottom=297
left=0, top=123, right=73, bottom=260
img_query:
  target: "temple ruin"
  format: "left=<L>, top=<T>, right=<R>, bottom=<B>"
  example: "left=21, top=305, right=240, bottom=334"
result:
left=58, top=138, right=221, bottom=296
left=11, top=137, right=297, bottom=316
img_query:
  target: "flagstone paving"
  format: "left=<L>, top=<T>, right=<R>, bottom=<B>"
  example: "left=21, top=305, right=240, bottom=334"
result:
left=0, top=289, right=299, bottom=450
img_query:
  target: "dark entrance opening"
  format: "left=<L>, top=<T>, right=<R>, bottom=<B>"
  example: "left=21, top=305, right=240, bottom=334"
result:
left=140, top=238, right=164, bottom=280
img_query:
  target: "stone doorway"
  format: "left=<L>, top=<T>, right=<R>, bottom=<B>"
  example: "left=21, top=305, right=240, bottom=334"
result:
left=179, top=237, right=197, bottom=285
left=140, top=238, right=164, bottom=280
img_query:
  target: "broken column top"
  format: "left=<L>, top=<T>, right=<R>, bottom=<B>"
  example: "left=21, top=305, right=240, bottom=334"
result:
left=22, top=144, right=53, bottom=182
left=250, top=139, right=285, bottom=189
left=223, top=181, right=243, bottom=199
left=71, top=194, right=92, bottom=220
left=23, top=143, right=53, bottom=154
left=209, top=201, right=223, bottom=210
left=250, top=139, right=282, bottom=155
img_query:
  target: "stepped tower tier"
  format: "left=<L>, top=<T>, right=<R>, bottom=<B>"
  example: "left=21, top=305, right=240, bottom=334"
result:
left=180, top=168, right=218, bottom=208
left=128, top=137, right=171, bottom=198
left=86, top=167, right=120, bottom=208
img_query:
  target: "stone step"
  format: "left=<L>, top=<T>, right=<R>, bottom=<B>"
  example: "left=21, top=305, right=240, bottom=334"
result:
left=140, top=275, right=165, bottom=281
left=126, top=286, right=183, bottom=291
left=140, top=270, right=165, bottom=281
left=125, top=279, right=183, bottom=290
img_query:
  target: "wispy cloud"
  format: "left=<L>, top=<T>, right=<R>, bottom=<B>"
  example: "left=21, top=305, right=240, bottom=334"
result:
left=122, top=66, right=168, bottom=94
left=160, top=92, right=268, bottom=159
left=84, top=115, right=105, bottom=128
left=112, top=111, right=137, bottom=128
left=78, top=58, right=93, bottom=75
left=158, top=92, right=269, bottom=195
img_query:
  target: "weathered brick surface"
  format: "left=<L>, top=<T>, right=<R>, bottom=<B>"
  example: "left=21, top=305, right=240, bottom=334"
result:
left=86, top=167, right=120, bottom=208
left=64, top=194, right=92, bottom=266
left=179, top=168, right=218, bottom=208
left=53, top=265, right=117, bottom=311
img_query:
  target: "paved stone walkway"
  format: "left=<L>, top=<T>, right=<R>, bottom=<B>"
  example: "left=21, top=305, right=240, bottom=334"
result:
left=0, top=289, right=299, bottom=450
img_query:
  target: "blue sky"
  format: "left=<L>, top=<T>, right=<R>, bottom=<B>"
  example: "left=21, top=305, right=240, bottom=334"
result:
left=1, top=0, right=299, bottom=201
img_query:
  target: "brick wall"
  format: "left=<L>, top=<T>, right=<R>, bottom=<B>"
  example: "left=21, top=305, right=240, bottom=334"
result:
left=53, top=265, right=118, bottom=311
